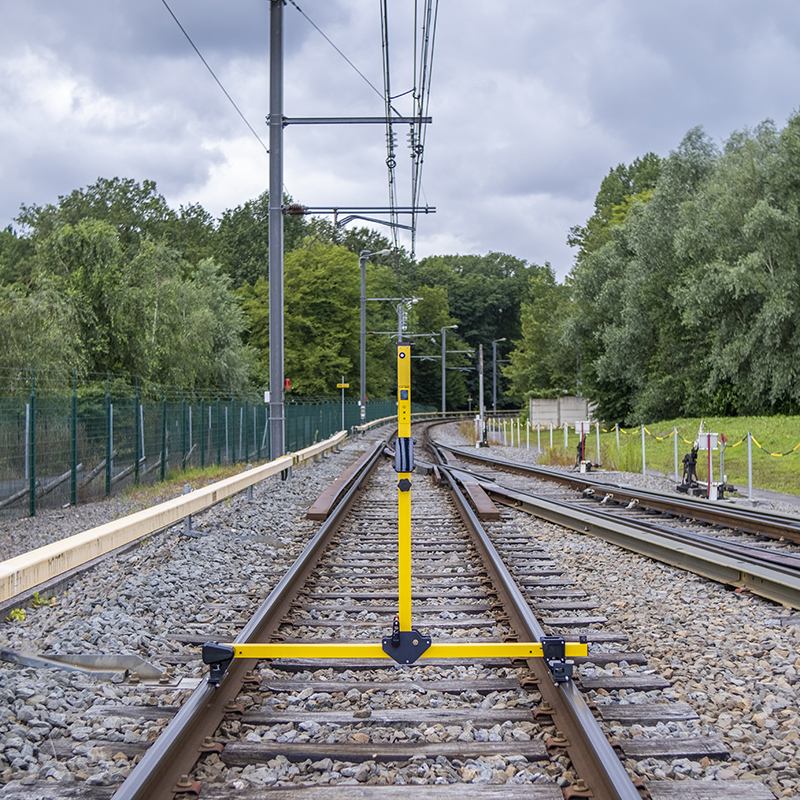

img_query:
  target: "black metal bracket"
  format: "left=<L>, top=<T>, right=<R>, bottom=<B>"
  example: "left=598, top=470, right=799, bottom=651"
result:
left=382, top=617, right=431, bottom=664
left=202, top=642, right=235, bottom=686
left=541, top=635, right=582, bottom=683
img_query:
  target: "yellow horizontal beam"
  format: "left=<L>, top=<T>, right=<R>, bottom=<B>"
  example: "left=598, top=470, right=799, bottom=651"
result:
left=230, top=641, right=587, bottom=660
left=1, top=430, right=348, bottom=603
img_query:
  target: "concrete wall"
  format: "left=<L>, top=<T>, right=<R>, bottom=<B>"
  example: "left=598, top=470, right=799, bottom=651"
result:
left=529, top=396, right=595, bottom=427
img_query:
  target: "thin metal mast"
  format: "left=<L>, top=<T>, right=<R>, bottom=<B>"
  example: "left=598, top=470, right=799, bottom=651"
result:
left=268, top=0, right=285, bottom=459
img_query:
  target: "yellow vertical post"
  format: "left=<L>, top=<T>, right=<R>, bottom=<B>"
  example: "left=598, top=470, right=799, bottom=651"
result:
left=396, top=344, right=412, bottom=631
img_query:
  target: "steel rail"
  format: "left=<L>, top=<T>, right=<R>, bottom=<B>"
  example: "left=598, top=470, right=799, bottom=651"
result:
left=471, top=475, right=800, bottom=610
left=433, top=439, right=800, bottom=543
left=423, top=434, right=641, bottom=800
left=111, top=434, right=390, bottom=800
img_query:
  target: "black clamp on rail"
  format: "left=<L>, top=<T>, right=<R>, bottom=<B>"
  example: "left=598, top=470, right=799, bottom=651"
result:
left=202, top=642, right=235, bottom=686
left=541, top=635, right=585, bottom=683
left=382, top=616, right=431, bottom=665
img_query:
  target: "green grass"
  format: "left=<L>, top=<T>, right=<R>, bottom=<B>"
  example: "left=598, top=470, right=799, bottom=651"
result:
left=119, top=461, right=259, bottom=507
left=532, top=415, right=800, bottom=496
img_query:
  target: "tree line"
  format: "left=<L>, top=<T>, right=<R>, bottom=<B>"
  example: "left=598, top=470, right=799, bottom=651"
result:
left=504, top=111, right=800, bottom=424
left=9, top=111, right=790, bottom=420
left=0, top=178, right=533, bottom=409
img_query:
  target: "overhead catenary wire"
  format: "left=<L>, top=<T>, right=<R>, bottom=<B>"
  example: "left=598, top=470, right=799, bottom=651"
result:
left=380, top=0, right=401, bottom=260
left=410, top=0, right=439, bottom=261
left=283, top=1, right=438, bottom=266
left=160, top=0, right=269, bottom=155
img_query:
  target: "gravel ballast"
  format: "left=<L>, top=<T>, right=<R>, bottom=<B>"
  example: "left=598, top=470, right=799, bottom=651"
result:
left=1, top=423, right=799, bottom=797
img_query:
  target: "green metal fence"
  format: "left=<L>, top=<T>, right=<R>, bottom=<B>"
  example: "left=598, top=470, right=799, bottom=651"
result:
left=0, top=370, right=432, bottom=518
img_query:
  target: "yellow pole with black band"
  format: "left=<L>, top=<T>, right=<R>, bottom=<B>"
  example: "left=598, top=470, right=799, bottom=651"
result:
left=395, top=343, right=413, bottom=631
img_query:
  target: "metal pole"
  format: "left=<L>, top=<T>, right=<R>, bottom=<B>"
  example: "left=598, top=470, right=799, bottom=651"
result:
left=216, top=398, right=221, bottom=466
left=747, top=431, right=753, bottom=500
left=181, top=398, right=187, bottom=470
left=160, top=395, right=167, bottom=483
left=441, top=327, right=446, bottom=417
left=478, top=344, right=485, bottom=444
left=71, top=374, right=77, bottom=505
left=268, top=0, right=285, bottom=459
left=28, top=372, right=35, bottom=517
left=595, top=422, right=600, bottom=464
left=673, top=426, right=678, bottom=482
left=134, top=379, right=140, bottom=486
left=492, top=341, right=497, bottom=414
left=641, top=425, right=646, bottom=475
left=105, top=392, right=112, bottom=496
left=360, top=252, right=367, bottom=425
left=341, top=375, right=345, bottom=431
left=24, top=403, right=29, bottom=483
left=200, top=398, right=206, bottom=468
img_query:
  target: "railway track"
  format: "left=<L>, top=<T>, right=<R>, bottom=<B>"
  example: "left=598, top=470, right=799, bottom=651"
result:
left=2, top=418, right=795, bottom=798
left=86, top=420, right=776, bottom=800
left=426, top=428, right=800, bottom=611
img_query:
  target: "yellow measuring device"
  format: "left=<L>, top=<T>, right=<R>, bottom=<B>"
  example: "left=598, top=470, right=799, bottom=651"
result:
left=202, top=342, right=586, bottom=683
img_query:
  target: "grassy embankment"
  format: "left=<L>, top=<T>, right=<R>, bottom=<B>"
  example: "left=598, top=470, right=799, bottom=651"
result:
left=478, top=417, right=800, bottom=496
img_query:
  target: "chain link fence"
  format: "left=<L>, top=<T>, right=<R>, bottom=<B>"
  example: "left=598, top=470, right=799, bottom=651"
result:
left=0, top=369, right=430, bottom=518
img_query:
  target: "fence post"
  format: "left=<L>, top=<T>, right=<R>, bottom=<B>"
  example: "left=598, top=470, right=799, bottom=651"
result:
left=747, top=431, right=753, bottom=501
left=243, top=400, right=248, bottom=461
left=200, top=398, right=206, bottom=468
left=160, top=394, right=167, bottom=483
left=71, top=373, right=78, bottom=506
left=549, top=424, right=553, bottom=449
left=673, top=426, right=679, bottom=482
left=28, top=371, right=36, bottom=517
left=216, top=398, right=222, bottom=466
left=563, top=422, right=568, bottom=451
left=641, top=424, right=646, bottom=475
left=181, top=398, right=187, bottom=470
left=134, top=378, right=141, bottom=485
left=105, top=377, right=112, bottom=496
left=595, top=422, right=600, bottom=464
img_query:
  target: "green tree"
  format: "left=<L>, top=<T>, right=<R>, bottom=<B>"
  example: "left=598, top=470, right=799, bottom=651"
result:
left=213, top=191, right=307, bottom=287
left=414, top=252, right=532, bottom=408
left=406, top=286, right=469, bottom=410
left=674, top=116, right=800, bottom=414
left=0, top=227, right=34, bottom=285
left=567, top=153, right=662, bottom=267
left=18, top=177, right=178, bottom=254
left=0, top=282, right=84, bottom=372
left=504, top=265, right=577, bottom=398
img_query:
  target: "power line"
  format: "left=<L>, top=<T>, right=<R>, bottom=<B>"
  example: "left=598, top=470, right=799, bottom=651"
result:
left=287, top=0, right=394, bottom=111
left=160, top=0, right=269, bottom=155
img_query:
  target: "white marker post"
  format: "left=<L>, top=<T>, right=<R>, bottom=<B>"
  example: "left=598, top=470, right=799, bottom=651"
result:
left=697, top=433, right=719, bottom=499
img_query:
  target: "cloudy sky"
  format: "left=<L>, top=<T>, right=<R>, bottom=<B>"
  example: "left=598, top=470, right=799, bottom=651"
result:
left=2, top=1, right=799, bottom=279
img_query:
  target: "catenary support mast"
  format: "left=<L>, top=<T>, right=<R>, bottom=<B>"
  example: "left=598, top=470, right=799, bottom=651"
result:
left=268, top=0, right=285, bottom=459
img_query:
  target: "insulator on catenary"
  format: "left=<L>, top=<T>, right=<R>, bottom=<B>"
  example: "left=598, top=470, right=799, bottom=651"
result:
left=284, top=204, right=308, bottom=216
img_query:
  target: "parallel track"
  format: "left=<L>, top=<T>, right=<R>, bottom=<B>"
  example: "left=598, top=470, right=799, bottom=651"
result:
left=427, top=431, right=800, bottom=611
